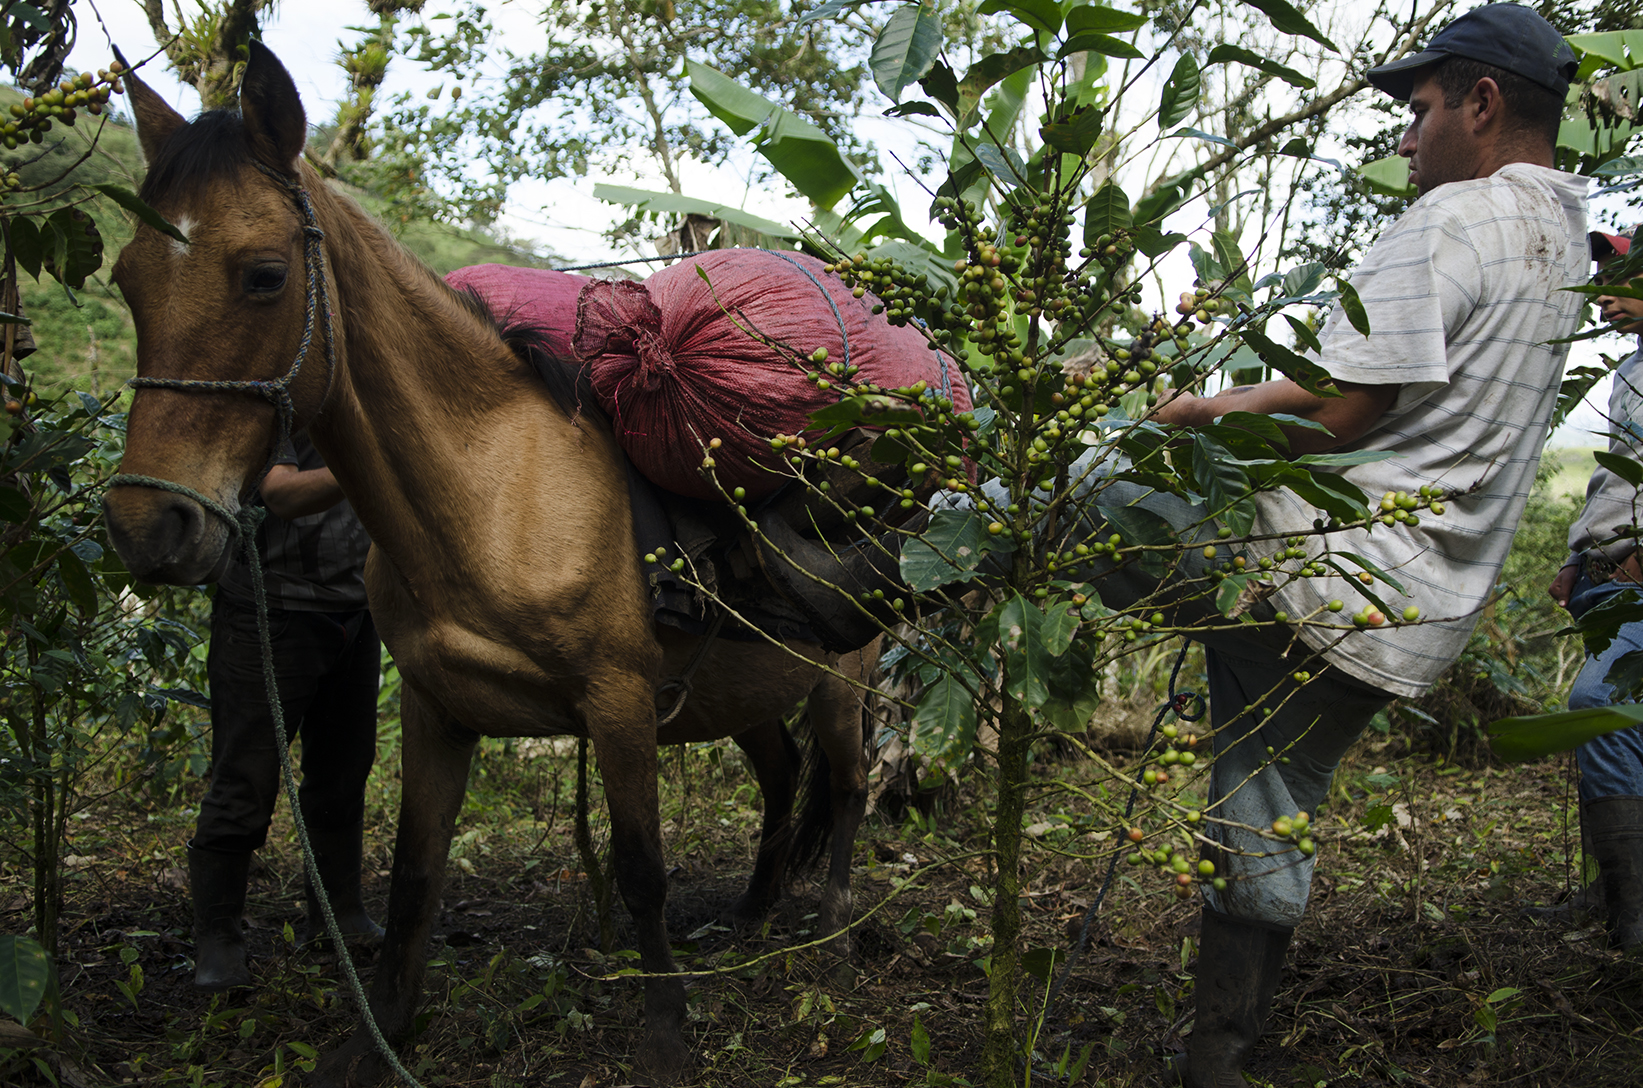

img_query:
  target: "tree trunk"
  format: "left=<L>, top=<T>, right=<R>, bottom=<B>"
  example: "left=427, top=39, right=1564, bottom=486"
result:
left=980, top=692, right=1031, bottom=1085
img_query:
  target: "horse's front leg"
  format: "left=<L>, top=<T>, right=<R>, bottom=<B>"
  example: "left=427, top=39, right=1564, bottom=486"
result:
left=315, top=683, right=476, bottom=1087
left=591, top=679, right=690, bottom=1085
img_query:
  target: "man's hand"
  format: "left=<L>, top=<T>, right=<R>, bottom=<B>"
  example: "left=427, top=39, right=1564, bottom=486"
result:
left=1151, top=378, right=1399, bottom=455
left=1549, top=563, right=1578, bottom=609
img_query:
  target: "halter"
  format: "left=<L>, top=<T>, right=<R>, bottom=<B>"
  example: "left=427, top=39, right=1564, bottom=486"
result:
left=106, top=159, right=338, bottom=535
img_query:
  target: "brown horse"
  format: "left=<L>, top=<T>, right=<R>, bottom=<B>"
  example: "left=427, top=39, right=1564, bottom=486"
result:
left=102, top=43, right=874, bottom=1086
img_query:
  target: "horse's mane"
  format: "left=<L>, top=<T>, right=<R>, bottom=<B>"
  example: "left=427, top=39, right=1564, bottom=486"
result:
left=138, top=110, right=253, bottom=205
left=138, top=108, right=601, bottom=425
left=450, top=288, right=601, bottom=423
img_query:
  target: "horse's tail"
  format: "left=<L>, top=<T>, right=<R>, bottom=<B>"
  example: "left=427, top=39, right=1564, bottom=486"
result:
left=788, top=696, right=873, bottom=871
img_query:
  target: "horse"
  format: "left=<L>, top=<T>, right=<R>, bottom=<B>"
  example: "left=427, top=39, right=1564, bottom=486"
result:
left=102, top=42, right=875, bottom=1086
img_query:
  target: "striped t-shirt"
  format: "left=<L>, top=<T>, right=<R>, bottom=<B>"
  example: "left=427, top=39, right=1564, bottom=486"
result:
left=1258, top=162, right=1589, bottom=698
left=217, top=436, right=372, bottom=612
left=1566, top=344, right=1643, bottom=568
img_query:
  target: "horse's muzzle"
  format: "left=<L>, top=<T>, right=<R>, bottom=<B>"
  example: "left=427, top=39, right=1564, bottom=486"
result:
left=104, top=485, right=236, bottom=585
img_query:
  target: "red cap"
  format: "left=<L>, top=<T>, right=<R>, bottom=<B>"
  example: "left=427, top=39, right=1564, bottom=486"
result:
left=1593, top=231, right=1633, bottom=263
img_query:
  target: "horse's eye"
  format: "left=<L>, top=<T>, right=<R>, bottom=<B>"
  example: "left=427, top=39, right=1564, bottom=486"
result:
left=244, top=264, right=288, bottom=295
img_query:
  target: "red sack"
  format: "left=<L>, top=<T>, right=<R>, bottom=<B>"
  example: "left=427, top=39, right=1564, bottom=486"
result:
left=573, top=250, right=969, bottom=501
left=443, top=264, right=591, bottom=360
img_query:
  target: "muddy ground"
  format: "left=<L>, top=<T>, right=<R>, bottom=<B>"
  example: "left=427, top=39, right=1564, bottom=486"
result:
left=4, top=731, right=1642, bottom=1088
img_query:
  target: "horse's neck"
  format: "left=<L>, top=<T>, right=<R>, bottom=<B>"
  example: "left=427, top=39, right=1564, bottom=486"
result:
left=299, top=188, right=585, bottom=579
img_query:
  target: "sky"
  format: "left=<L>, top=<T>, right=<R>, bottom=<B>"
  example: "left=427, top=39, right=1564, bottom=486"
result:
left=64, top=0, right=1631, bottom=447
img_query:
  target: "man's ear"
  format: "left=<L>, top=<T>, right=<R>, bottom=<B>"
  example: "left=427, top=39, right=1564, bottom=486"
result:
left=1470, top=76, right=1505, bottom=134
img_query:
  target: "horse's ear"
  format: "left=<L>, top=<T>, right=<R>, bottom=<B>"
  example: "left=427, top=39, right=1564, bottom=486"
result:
left=120, top=53, right=186, bottom=166
left=238, top=40, right=308, bottom=176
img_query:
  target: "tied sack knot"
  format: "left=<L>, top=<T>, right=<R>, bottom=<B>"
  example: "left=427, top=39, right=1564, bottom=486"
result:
left=631, top=329, right=675, bottom=392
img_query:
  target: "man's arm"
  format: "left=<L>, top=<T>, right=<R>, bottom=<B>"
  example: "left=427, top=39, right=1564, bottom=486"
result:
left=260, top=463, right=346, bottom=520
left=1153, top=377, right=1400, bottom=454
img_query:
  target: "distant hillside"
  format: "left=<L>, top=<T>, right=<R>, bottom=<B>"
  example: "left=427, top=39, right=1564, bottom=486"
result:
left=0, top=85, right=562, bottom=395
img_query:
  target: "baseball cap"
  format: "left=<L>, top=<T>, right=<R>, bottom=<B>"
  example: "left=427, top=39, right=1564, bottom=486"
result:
left=1593, top=231, right=1633, bottom=262
left=1368, top=3, right=1579, bottom=101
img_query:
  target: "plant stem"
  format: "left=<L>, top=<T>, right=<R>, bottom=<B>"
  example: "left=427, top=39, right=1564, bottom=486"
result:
left=981, top=693, right=1032, bottom=1086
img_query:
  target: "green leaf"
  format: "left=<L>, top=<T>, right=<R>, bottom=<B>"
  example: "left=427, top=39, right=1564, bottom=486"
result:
left=1040, top=105, right=1105, bottom=155
left=871, top=3, right=943, bottom=103
left=7, top=217, right=41, bottom=280
left=1134, top=172, right=1193, bottom=226
left=1083, top=179, right=1132, bottom=246
left=1212, top=228, right=1250, bottom=288
left=1293, top=449, right=1394, bottom=467
left=1021, top=946, right=1066, bottom=982
left=1594, top=450, right=1643, bottom=486
left=686, top=62, right=862, bottom=209
left=957, top=46, right=1046, bottom=119
left=0, top=485, right=29, bottom=524
left=1193, top=436, right=1251, bottom=519
left=45, top=207, right=104, bottom=291
left=919, top=60, right=960, bottom=109
left=1058, top=33, right=1144, bottom=60
left=1283, top=314, right=1322, bottom=354
left=591, top=184, right=797, bottom=239
left=1043, top=601, right=1080, bottom=656
left=885, top=100, right=941, bottom=118
left=975, top=141, right=1028, bottom=184
left=913, top=671, right=979, bottom=760
left=1207, top=413, right=1289, bottom=452
left=1204, top=43, right=1317, bottom=89
left=910, top=1015, right=932, bottom=1065
left=0, top=934, right=50, bottom=1025
left=1132, top=226, right=1187, bottom=257
left=1335, top=279, right=1372, bottom=336
left=1357, top=155, right=1415, bottom=197
left=798, top=0, right=865, bottom=27
left=1279, top=261, right=1327, bottom=299
left=1566, top=30, right=1643, bottom=72
left=1238, top=0, right=1337, bottom=51
left=978, top=0, right=1063, bottom=33
left=1097, top=503, right=1175, bottom=577
left=57, top=549, right=99, bottom=619
left=998, top=593, right=1052, bottom=707
left=1158, top=53, right=1201, bottom=130
left=1488, top=703, right=1643, bottom=763
left=1169, top=127, right=1236, bottom=148
left=1238, top=328, right=1339, bottom=398
left=1065, top=5, right=1148, bottom=33
left=901, top=508, right=994, bottom=591
left=90, top=183, right=191, bottom=244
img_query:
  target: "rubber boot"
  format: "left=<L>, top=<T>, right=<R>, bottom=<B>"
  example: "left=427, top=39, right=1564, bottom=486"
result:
left=1178, top=907, right=1293, bottom=1087
left=1587, top=796, right=1643, bottom=951
left=189, top=844, right=254, bottom=990
left=298, top=822, right=385, bottom=946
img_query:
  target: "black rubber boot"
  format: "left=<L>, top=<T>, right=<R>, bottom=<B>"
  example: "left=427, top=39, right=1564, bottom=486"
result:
left=1587, top=796, right=1643, bottom=951
left=189, top=843, right=253, bottom=990
left=1178, top=907, right=1293, bottom=1087
left=298, top=822, right=385, bottom=946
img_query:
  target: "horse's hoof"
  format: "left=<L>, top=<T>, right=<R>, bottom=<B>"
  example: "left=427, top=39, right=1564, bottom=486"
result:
left=312, top=1036, right=389, bottom=1088
left=634, top=1029, right=693, bottom=1086
left=724, top=893, right=775, bottom=929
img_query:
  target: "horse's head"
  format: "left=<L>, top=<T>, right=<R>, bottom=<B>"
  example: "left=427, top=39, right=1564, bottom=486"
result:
left=104, top=42, right=337, bottom=584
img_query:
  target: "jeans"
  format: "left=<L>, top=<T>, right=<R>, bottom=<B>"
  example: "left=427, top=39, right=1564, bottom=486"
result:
left=193, top=595, right=383, bottom=854
left=958, top=458, right=1396, bottom=926
left=1566, top=571, right=1643, bottom=801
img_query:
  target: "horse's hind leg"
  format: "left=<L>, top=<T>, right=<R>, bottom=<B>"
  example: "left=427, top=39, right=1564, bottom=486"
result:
left=728, top=721, right=801, bottom=925
left=315, top=684, right=476, bottom=1088
left=804, top=645, right=876, bottom=960
left=590, top=680, right=690, bottom=1084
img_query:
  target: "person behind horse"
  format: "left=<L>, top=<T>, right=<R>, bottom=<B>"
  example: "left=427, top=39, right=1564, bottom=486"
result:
left=1546, top=228, right=1643, bottom=952
left=1106, top=5, right=1588, bottom=1083
left=188, top=433, right=385, bottom=989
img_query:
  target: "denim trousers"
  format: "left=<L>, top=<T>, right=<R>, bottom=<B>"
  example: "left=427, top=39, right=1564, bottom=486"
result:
left=1566, top=571, right=1643, bottom=801
left=193, top=595, right=383, bottom=855
left=961, top=461, right=1396, bottom=926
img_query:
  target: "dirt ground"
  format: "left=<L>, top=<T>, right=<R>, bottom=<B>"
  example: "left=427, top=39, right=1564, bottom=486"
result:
left=5, top=731, right=1643, bottom=1088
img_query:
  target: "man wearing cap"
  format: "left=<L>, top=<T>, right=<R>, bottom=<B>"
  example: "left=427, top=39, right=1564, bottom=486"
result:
left=1544, top=229, right=1643, bottom=953
left=1152, top=4, right=1589, bottom=1084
